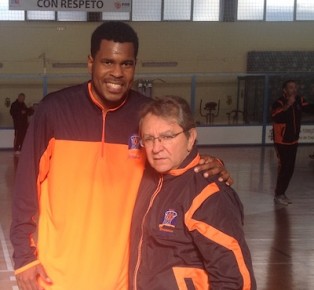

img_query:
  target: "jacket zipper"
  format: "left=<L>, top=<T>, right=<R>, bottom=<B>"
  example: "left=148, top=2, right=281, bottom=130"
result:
left=87, top=82, right=129, bottom=157
left=292, top=104, right=296, bottom=135
left=101, top=110, right=106, bottom=157
left=133, top=175, right=163, bottom=290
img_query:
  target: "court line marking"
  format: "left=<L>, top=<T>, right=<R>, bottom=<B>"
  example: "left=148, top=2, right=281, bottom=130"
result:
left=0, top=223, right=14, bottom=271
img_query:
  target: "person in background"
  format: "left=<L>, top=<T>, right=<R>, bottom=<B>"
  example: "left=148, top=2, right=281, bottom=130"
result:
left=272, top=79, right=314, bottom=206
left=129, top=95, right=256, bottom=290
left=10, top=21, right=232, bottom=290
left=10, top=93, right=33, bottom=154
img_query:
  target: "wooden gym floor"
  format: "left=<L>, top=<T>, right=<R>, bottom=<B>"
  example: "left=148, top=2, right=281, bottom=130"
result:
left=0, top=145, right=313, bottom=290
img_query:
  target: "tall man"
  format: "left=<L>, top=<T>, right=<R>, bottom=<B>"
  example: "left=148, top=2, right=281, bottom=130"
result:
left=10, top=21, right=231, bottom=290
left=272, top=79, right=314, bottom=206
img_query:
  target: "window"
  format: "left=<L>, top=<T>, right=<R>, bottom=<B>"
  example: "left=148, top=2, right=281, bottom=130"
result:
left=132, top=0, right=162, bottom=21
left=265, top=0, right=294, bottom=21
left=102, top=12, right=130, bottom=21
left=57, top=11, right=87, bottom=21
left=163, top=0, right=191, bottom=21
left=193, top=0, right=220, bottom=21
left=27, top=11, right=55, bottom=21
left=297, top=0, right=314, bottom=20
left=237, top=0, right=264, bottom=20
left=0, top=0, right=24, bottom=20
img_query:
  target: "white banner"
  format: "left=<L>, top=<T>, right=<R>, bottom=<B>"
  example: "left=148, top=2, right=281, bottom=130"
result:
left=265, top=125, right=314, bottom=144
left=9, top=0, right=131, bottom=12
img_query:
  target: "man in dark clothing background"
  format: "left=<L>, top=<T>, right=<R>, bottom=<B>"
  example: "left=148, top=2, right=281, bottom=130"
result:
left=272, top=80, right=314, bottom=206
left=10, top=93, right=33, bottom=154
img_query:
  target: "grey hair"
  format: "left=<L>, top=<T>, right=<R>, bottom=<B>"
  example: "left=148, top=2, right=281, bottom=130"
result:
left=139, top=95, right=196, bottom=137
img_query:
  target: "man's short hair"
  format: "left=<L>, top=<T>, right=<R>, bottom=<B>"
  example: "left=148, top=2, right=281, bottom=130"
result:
left=139, top=95, right=196, bottom=136
left=282, top=79, right=296, bottom=90
left=90, top=21, right=139, bottom=59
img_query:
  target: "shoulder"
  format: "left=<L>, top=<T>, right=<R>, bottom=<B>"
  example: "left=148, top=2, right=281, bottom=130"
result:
left=40, top=83, right=89, bottom=111
left=43, top=83, right=87, bottom=102
left=117, top=90, right=152, bottom=117
left=10, top=100, right=18, bottom=107
left=36, top=83, right=89, bottom=118
left=195, top=173, right=243, bottom=207
left=127, top=90, right=152, bottom=106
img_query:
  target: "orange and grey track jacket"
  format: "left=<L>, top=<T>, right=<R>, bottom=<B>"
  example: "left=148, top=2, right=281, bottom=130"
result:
left=10, top=82, right=150, bottom=290
left=272, top=95, right=314, bottom=144
left=129, top=147, right=256, bottom=290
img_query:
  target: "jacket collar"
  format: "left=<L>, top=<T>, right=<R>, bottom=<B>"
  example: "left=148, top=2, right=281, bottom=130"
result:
left=167, top=146, right=200, bottom=177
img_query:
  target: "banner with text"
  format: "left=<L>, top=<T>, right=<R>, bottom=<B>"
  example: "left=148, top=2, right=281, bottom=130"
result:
left=265, top=125, right=314, bottom=144
left=9, top=0, right=131, bottom=12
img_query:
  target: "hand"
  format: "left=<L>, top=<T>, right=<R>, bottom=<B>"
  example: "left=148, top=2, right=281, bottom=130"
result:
left=16, top=263, right=53, bottom=290
left=194, top=155, right=233, bottom=186
left=284, top=94, right=296, bottom=108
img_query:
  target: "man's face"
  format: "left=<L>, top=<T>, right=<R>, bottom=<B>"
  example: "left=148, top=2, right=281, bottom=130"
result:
left=18, top=94, right=25, bottom=103
left=283, top=82, right=297, bottom=99
left=140, top=113, right=196, bottom=173
left=88, top=40, right=136, bottom=109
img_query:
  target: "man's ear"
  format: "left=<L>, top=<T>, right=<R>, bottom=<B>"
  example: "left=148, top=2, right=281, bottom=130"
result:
left=187, top=128, right=197, bottom=152
left=87, top=55, right=93, bottom=73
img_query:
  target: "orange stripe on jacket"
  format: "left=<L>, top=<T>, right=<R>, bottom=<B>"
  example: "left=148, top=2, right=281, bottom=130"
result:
left=185, top=183, right=252, bottom=290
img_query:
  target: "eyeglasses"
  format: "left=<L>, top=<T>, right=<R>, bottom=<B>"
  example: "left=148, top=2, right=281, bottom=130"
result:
left=140, top=130, right=187, bottom=148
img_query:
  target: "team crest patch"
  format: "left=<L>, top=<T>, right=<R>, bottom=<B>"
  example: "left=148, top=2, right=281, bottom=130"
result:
left=128, top=134, right=142, bottom=159
left=128, top=134, right=141, bottom=149
left=159, top=209, right=178, bottom=233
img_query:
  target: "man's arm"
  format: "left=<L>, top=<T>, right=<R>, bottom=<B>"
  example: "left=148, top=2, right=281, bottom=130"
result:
left=301, top=97, right=314, bottom=114
left=10, top=102, right=18, bottom=118
left=10, top=101, right=52, bottom=270
left=10, top=117, right=41, bottom=270
left=186, top=185, right=256, bottom=289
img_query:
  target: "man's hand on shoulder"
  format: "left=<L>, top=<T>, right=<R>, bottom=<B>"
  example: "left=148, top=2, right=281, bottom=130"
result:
left=195, top=154, right=233, bottom=186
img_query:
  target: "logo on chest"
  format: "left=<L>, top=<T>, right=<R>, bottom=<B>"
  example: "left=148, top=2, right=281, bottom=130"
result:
left=159, top=209, right=178, bottom=233
left=128, top=134, right=141, bottom=149
left=128, top=134, right=142, bottom=159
